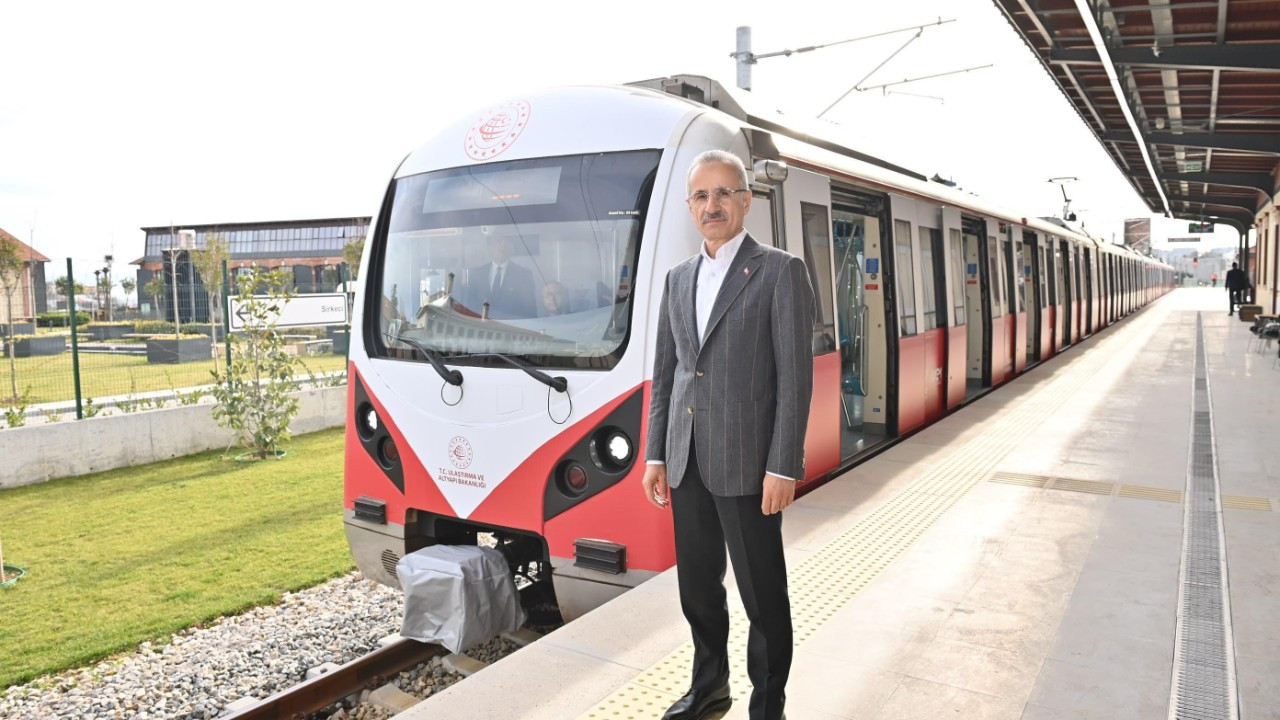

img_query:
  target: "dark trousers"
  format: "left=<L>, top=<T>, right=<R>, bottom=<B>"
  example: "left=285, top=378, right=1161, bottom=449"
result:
left=672, top=445, right=792, bottom=720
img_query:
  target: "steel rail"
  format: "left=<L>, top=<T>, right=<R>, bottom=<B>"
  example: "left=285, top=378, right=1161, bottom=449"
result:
left=221, top=638, right=447, bottom=720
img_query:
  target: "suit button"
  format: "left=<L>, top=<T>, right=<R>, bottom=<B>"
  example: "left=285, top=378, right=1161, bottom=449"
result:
left=687, top=407, right=693, bottom=414
left=696, top=370, right=704, bottom=377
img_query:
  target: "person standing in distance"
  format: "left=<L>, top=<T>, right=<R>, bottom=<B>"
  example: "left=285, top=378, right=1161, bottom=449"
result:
left=1225, top=261, right=1249, bottom=315
left=642, top=150, right=815, bottom=720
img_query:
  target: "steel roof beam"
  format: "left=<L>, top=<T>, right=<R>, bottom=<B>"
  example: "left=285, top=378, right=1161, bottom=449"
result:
left=1104, top=130, right=1280, bottom=154
left=1050, top=44, right=1280, bottom=73
left=1167, top=194, right=1261, bottom=213
left=1160, top=171, right=1276, bottom=194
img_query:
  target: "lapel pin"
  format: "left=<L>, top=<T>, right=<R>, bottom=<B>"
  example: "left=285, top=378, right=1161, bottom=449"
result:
left=743, top=268, right=750, bottom=276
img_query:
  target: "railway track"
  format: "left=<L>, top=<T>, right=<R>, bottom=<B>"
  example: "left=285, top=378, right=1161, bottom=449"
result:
left=221, top=638, right=447, bottom=720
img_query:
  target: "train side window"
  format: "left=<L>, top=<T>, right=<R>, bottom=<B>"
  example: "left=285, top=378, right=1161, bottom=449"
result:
left=949, top=229, right=965, bottom=326
left=918, top=226, right=939, bottom=331
left=988, top=235, right=1005, bottom=317
left=894, top=219, right=917, bottom=336
left=800, top=202, right=836, bottom=354
left=745, top=190, right=777, bottom=248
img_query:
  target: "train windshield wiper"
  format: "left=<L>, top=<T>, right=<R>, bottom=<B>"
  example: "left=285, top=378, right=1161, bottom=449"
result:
left=389, top=333, right=463, bottom=387
left=483, top=352, right=568, bottom=393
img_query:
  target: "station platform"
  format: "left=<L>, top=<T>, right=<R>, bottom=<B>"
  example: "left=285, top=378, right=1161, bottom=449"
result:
left=400, top=287, right=1279, bottom=720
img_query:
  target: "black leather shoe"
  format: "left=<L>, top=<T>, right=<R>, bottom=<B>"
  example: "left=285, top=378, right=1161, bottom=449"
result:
left=660, top=683, right=731, bottom=720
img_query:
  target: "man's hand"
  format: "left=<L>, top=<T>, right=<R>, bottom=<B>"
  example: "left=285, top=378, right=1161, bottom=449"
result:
left=642, top=464, right=670, bottom=509
left=761, top=473, right=795, bottom=515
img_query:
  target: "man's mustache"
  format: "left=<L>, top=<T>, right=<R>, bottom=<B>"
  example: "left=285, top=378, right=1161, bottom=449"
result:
left=700, top=211, right=727, bottom=223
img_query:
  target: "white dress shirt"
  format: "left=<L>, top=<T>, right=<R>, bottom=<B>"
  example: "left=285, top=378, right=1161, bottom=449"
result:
left=695, top=230, right=746, bottom=346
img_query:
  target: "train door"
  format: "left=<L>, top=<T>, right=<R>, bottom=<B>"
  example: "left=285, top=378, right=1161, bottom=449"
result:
left=962, top=217, right=990, bottom=399
left=942, top=209, right=966, bottom=410
left=1072, top=245, right=1083, bottom=342
left=1038, top=240, right=1053, bottom=359
left=1058, top=240, right=1073, bottom=348
left=1083, top=248, right=1095, bottom=336
left=780, top=167, right=839, bottom=483
left=831, top=188, right=891, bottom=460
left=991, top=228, right=1012, bottom=384
left=1010, top=230, right=1028, bottom=373
left=1023, top=231, right=1040, bottom=365
left=1043, top=238, right=1057, bottom=358
left=918, top=222, right=946, bottom=423
left=889, top=195, right=925, bottom=433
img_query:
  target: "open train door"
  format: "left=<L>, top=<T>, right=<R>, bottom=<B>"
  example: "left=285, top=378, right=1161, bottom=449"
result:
left=779, top=167, right=840, bottom=484
left=941, top=207, right=966, bottom=409
left=961, top=216, right=991, bottom=400
left=831, top=188, right=891, bottom=461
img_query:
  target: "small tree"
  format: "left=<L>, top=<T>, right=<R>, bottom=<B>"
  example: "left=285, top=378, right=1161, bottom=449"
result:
left=54, top=275, right=85, bottom=313
left=144, top=274, right=167, bottom=320
left=343, top=237, right=365, bottom=281
left=191, top=234, right=230, bottom=359
left=121, top=278, right=136, bottom=312
left=0, top=236, right=24, bottom=401
left=210, top=267, right=302, bottom=459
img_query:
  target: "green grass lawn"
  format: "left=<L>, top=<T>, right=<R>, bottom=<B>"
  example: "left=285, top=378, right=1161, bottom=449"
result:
left=0, top=427, right=352, bottom=688
left=0, top=352, right=346, bottom=405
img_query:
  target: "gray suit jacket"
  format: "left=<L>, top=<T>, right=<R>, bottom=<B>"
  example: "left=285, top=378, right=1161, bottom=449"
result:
left=646, top=234, right=816, bottom=496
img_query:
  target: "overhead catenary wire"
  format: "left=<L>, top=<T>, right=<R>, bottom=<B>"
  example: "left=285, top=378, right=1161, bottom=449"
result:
left=729, top=18, right=956, bottom=63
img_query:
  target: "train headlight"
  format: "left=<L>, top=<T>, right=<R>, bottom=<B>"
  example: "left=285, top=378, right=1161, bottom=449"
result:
left=605, top=432, right=632, bottom=465
left=377, top=436, right=400, bottom=469
left=357, top=403, right=378, bottom=440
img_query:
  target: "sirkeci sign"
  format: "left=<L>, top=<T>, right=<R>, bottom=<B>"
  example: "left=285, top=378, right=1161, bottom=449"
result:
left=229, top=293, right=349, bottom=330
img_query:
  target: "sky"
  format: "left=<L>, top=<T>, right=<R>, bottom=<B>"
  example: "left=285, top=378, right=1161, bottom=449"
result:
left=0, top=0, right=1242, bottom=289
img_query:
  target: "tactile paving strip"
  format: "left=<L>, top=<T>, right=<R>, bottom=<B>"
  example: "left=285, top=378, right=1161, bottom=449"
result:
left=578, top=302, right=1174, bottom=720
left=1167, top=313, right=1238, bottom=720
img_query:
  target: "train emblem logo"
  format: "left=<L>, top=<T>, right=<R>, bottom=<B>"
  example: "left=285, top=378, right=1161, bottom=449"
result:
left=447, top=436, right=474, bottom=469
left=464, top=100, right=531, bottom=161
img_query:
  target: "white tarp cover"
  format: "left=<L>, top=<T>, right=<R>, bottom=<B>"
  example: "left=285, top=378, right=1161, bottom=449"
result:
left=396, top=544, right=526, bottom=653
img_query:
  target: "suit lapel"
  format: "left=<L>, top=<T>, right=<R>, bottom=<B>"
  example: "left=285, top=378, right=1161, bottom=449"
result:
left=678, top=258, right=700, bottom=352
left=700, top=235, right=764, bottom=352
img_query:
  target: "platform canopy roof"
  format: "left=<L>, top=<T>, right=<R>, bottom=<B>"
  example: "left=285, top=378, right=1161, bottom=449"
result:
left=992, top=0, right=1280, bottom=234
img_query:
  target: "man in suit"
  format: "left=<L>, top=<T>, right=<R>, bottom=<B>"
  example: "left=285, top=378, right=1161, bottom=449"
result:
left=643, top=150, right=815, bottom=720
left=1225, top=261, right=1249, bottom=315
left=464, top=235, right=536, bottom=320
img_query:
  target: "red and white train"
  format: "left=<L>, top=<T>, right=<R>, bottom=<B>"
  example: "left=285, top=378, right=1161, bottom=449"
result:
left=344, top=75, right=1173, bottom=620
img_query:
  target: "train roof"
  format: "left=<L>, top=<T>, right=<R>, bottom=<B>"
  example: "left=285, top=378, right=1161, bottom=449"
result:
left=629, top=75, right=1169, bottom=269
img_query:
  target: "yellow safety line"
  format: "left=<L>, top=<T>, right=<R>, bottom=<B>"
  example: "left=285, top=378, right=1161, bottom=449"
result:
left=578, top=306, right=1173, bottom=720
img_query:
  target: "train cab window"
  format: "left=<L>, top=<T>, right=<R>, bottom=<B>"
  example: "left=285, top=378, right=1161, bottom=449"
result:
left=745, top=190, right=777, bottom=247
left=372, top=149, right=660, bottom=370
left=988, top=235, right=1005, bottom=317
left=800, top=202, right=837, bottom=354
left=894, top=219, right=918, bottom=336
left=918, top=226, right=940, bottom=331
left=949, top=229, right=966, bottom=326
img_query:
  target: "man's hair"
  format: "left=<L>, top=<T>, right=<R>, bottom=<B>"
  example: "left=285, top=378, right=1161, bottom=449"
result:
left=687, top=150, right=751, bottom=193
left=1232, top=262, right=1239, bottom=269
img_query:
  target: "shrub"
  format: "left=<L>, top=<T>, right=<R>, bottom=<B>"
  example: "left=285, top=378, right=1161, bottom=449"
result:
left=86, top=321, right=132, bottom=328
left=37, top=312, right=90, bottom=328
left=210, top=267, right=302, bottom=460
left=4, top=392, right=30, bottom=428
left=132, top=321, right=175, bottom=334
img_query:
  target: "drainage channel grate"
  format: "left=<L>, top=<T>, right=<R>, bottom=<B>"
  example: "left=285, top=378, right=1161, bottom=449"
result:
left=1168, top=313, right=1238, bottom=720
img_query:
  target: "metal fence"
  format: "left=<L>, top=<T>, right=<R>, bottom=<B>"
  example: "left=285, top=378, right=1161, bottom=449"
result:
left=0, top=259, right=350, bottom=427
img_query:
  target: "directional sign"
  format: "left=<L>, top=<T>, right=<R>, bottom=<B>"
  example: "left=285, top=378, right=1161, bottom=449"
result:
left=1167, top=237, right=1202, bottom=243
left=229, top=292, right=349, bottom=330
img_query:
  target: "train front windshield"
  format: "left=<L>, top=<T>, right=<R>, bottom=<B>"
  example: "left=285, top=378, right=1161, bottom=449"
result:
left=374, top=150, right=660, bottom=370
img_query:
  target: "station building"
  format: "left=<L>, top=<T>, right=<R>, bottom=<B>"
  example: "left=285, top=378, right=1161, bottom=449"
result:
left=0, top=228, right=50, bottom=325
left=132, top=216, right=370, bottom=323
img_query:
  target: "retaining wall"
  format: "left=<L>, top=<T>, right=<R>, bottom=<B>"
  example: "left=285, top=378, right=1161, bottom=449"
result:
left=0, top=386, right=347, bottom=489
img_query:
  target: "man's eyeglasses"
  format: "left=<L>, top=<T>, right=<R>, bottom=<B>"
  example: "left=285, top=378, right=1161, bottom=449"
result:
left=686, top=187, right=748, bottom=207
